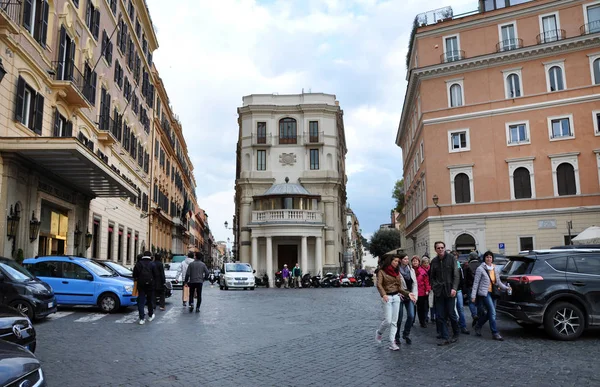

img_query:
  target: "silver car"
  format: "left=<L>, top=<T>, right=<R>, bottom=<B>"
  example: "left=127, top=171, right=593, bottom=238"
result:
left=164, top=262, right=182, bottom=289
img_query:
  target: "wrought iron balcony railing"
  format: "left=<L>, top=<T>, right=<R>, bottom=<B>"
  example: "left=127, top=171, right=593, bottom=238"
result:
left=536, top=29, right=566, bottom=44
left=496, top=38, right=523, bottom=52
left=440, top=50, right=465, bottom=63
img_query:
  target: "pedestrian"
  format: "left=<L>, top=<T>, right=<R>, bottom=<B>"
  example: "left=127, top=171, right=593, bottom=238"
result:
left=184, top=252, right=210, bottom=312
left=177, top=252, right=195, bottom=307
left=470, top=251, right=510, bottom=341
left=421, top=253, right=435, bottom=324
left=153, top=253, right=166, bottom=311
left=375, top=254, right=417, bottom=351
left=359, top=268, right=367, bottom=287
left=133, top=251, right=160, bottom=325
left=282, top=264, right=290, bottom=289
left=464, top=251, right=481, bottom=327
left=451, top=251, right=470, bottom=335
left=395, top=254, right=418, bottom=345
left=415, top=256, right=431, bottom=328
left=430, top=241, right=460, bottom=346
left=292, top=263, right=302, bottom=288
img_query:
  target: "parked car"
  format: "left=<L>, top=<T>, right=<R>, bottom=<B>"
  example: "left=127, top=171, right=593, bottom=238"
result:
left=219, top=263, right=255, bottom=290
left=0, top=256, right=56, bottom=320
left=23, top=256, right=136, bottom=313
left=171, top=255, right=187, bottom=263
left=0, top=305, right=36, bottom=353
left=93, top=259, right=133, bottom=279
left=0, top=340, right=46, bottom=386
left=164, top=262, right=182, bottom=289
left=497, top=249, right=600, bottom=341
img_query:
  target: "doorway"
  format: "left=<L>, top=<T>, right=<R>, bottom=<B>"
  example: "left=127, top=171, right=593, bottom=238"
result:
left=38, top=201, right=69, bottom=256
left=277, top=245, right=298, bottom=271
left=455, top=233, right=477, bottom=255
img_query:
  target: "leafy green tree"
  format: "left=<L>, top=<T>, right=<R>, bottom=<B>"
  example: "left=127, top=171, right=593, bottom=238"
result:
left=369, top=228, right=402, bottom=259
left=392, top=179, right=405, bottom=213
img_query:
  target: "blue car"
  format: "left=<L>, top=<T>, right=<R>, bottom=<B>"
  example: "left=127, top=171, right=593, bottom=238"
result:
left=23, top=256, right=136, bottom=313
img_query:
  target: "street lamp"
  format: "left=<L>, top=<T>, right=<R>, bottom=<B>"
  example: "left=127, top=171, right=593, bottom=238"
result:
left=74, top=221, right=82, bottom=249
left=29, top=211, right=41, bottom=242
left=432, top=194, right=441, bottom=212
left=6, top=204, right=20, bottom=240
left=85, top=229, right=93, bottom=249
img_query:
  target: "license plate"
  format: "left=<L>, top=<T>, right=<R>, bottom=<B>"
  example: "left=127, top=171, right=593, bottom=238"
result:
left=236, top=282, right=246, bottom=285
left=48, top=302, right=53, bottom=308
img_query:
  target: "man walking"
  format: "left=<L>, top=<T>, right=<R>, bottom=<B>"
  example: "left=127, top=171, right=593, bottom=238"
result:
left=133, top=251, right=160, bottom=325
left=153, top=253, right=167, bottom=311
left=177, top=252, right=195, bottom=307
left=292, top=263, right=302, bottom=288
left=282, top=264, right=290, bottom=289
left=464, top=251, right=480, bottom=326
left=185, top=252, right=210, bottom=312
left=430, top=242, right=460, bottom=345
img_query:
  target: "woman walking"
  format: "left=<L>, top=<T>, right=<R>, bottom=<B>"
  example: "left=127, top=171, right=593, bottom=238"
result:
left=375, top=255, right=417, bottom=351
left=415, top=256, right=431, bottom=327
left=395, top=254, right=418, bottom=345
left=470, top=251, right=510, bottom=341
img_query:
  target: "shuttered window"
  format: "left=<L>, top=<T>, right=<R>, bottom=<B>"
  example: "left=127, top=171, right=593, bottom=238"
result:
left=454, top=173, right=471, bottom=203
left=513, top=167, right=532, bottom=199
left=556, top=163, right=576, bottom=196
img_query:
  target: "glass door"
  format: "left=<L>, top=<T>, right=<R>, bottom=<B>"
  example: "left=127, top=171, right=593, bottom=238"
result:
left=541, top=15, right=558, bottom=43
left=587, top=5, right=600, bottom=33
left=445, top=36, right=459, bottom=62
left=501, top=24, right=517, bottom=50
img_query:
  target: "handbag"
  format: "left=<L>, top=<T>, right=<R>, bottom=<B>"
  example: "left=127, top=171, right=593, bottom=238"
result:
left=132, top=281, right=138, bottom=297
left=485, top=268, right=502, bottom=299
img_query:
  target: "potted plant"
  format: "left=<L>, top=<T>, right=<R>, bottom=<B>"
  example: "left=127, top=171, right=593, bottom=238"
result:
left=16, top=248, right=24, bottom=265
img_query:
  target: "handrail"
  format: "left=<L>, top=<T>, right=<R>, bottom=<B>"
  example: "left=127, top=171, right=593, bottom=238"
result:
left=440, top=50, right=465, bottom=63
left=580, top=20, right=600, bottom=35
left=536, top=29, right=566, bottom=44
left=496, top=38, right=523, bottom=52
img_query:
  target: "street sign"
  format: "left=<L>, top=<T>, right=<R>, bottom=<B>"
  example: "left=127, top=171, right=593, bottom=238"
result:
left=498, top=243, right=505, bottom=249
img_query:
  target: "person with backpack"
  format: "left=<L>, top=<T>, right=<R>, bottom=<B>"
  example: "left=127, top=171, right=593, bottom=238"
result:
left=153, top=253, right=167, bottom=311
left=292, top=263, right=302, bottom=288
left=185, top=252, right=210, bottom=312
left=133, top=251, right=160, bottom=324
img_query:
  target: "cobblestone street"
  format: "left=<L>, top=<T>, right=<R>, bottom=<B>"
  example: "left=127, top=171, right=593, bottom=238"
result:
left=34, top=285, right=599, bottom=387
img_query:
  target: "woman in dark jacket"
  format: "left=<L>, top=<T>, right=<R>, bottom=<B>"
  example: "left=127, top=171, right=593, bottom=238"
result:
left=152, top=254, right=167, bottom=310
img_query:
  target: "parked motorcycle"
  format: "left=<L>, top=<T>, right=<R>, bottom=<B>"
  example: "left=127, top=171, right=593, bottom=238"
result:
left=364, top=273, right=374, bottom=287
left=274, top=271, right=283, bottom=288
left=321, top=273, right=340, bottom=288
left=254, top=271, right=270, bottom=288
left=208, top=273, right=217, bottom=285
left=301, top=273, right=312, bottom=288
left=340, top=275, right=351, bottom=287
left=311, top=273, right=321, bottom=288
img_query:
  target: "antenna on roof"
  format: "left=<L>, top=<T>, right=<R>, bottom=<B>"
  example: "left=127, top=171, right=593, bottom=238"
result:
left=285, top=177, right=289, bottom=183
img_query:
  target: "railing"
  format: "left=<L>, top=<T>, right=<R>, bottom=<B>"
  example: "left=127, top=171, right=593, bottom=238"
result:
left=306, top=131, right=323, bottom=144
left=580, top=20, right=600, bottom=35
left=440, top=50, right=465, bottom=63
left=251, top=210, right=323, bottom=223
left=52, top=61, right=86, bottom=96
left=536, top=29, right=566, bottom=44
left=496, top=38, right=523, bottom=52
left=251, top=133, right=272, bottom=146
left=97, top=115, right=122, bottom=142
left=0, top=0, right=22, bottom=25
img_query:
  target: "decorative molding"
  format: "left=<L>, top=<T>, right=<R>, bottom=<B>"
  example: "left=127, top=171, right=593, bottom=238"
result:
left=241, top=241, right=251, bottom=246
left=548, top=152, right=580, bottom=158
left=279, top=153, right=297, bottom=166
left=325, top=240, right=335, bottom=245
left=505, top=156, right=535, bottom=163
left=241, top=227, right=251, bottom=232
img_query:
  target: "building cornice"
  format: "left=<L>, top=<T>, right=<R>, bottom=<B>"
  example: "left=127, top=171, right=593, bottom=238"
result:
left=237, top=104, right=340, bottom=116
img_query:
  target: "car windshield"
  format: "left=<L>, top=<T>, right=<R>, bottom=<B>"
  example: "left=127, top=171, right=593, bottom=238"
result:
left=502, top=258, right=534, bottom=275
left=0, top=261, right=35, bottom=282
left=80, top=260, right=114, bottom=277
left=226, top=263, right=252, bottom=273
left=165, top=262, right=181, bottom=272
left=105, top=261, right=132, bottom=276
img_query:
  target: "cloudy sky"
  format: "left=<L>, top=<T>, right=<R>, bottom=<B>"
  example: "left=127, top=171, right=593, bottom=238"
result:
left=145, top=0, right=477, bottom=244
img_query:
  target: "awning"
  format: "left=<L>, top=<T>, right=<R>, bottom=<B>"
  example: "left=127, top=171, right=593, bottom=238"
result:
left=0, top=137, right=137, bottom=199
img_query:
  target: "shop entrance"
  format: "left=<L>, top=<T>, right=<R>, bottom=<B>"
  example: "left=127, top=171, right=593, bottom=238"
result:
left=38, top=201, right=69, bottom=256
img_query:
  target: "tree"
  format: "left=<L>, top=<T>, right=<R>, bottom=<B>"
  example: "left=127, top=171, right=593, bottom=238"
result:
left=369, top=228, right=402, bottom=259
left=360, top=235, right=369, bottom=250
left=392, top=179, right=405, bottom=213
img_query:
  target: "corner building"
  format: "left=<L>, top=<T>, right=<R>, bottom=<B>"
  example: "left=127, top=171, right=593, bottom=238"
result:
left=235, top=93, right=348, bottom=284
left=397, top=0, right=600, bottom=256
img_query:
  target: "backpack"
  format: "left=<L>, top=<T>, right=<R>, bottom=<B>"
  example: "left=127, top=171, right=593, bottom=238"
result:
left=138, top=261, right=154, bottom=286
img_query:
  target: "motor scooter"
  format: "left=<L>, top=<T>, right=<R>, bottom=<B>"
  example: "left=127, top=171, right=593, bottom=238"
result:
left=311, top=273, right=321, bottom=288
left=274, top=271, right=283, bottom=288
left=301, top=273, right=312, bottom=288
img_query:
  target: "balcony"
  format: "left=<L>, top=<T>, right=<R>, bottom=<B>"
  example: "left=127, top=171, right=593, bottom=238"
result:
left=440, top=50, right=465, bottom=63
left=495, top=38, right=523, bottom=52
left=0, top=1, right=21, bottom=35
left=251, top=210, right=323, bottom=224
left=304, top=131, right=324, bottom=146
left=580, top=20, right=600, bottom=35
left=251, top=133, right=273, bottom=146
left=536, top=29, right=566, bottom=45
left=52, top=61, right=92, bottom=108
left=97, top=116, right=121, bottom=145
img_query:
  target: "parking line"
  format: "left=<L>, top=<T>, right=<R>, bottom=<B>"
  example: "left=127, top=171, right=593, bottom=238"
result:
left=46, top=311, right=74, bottom=320
left=74, top=313, right=108, bottom=323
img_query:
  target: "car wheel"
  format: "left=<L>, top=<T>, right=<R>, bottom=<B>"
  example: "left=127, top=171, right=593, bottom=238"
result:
left=250, top=287, right=255, bottom=291
left=10, top=300, right=34, bottom=320
left=517, top=321, right=541, bottom=330
left=98, top=293, right=120, bottom=313
left=220, top=285, right=224, bottom=290
left=225, top=286, right=229, bottom=290
left=243, top=287, right=247, bottom=290
left=544, top=301, right=585, bottom=341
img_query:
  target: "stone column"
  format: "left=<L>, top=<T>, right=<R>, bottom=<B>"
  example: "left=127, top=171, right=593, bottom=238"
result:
left=251, top=236, right=258, bottom=270
left=240, top=200, right=252, bottom=262
left=324, top=201, right=335, bottom=266
left=301, top=236, right=308, bottom=276
left=266, top=236, right=273, bottom=287
left=316, top=235, right=323, bottom=276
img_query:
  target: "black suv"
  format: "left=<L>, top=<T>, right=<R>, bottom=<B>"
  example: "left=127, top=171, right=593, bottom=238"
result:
left=497, top=249, right=600, bottom=340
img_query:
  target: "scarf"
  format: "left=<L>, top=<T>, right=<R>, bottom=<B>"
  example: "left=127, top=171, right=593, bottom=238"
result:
left=484, top=263, right=494, bottom=271
left=399, top=265, right=410, bottom=277
left=384, top=265, right=399, bottom=277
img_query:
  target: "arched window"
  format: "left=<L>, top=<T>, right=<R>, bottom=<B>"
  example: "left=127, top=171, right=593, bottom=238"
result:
left=513, top=167, right=532, bottom=199
left=454, top=173, right=471, bottom=203
left=556, top=163, right=576, bottom=196
left=593, top=58, right=600, bottom=85
left=548, top=66, right=564, bottom=91
left=506, top=73, right=521, bottom=97
left=279, top=118, right=297, bottom=144
left=449, top=84, right=463, bottom=107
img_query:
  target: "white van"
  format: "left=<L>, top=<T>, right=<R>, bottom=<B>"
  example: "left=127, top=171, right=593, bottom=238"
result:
left=219, top=263, right=255, bottom=290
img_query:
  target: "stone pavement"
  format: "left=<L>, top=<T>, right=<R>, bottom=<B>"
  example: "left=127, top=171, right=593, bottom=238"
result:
left=33, top=285, right=599, bottom=386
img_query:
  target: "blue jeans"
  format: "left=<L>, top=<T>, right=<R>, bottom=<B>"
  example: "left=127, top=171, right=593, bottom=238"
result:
left=455, top=290, right=467, bottom=329
left=137, top=285, right=154, bottom=320
left=476, top=293, right=498, bottom=335
left=378, top=294, right=400, bottom=345
left=466, top=287, right=478, bottom=319
left=435, top=296, right=459, bottom=340
left=395, top=299, right=415, bottom=341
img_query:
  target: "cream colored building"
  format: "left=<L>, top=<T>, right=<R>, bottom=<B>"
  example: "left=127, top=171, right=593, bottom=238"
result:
left=397, top=0, right=600, bottom=257
left=234, top=93, right=348, bottom=284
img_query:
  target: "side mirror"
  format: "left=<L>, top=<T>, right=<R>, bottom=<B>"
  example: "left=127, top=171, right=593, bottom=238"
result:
left=86, top=274, right=94, bottom=281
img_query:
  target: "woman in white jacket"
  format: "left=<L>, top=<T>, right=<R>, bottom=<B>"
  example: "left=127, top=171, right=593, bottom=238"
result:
left=177, top=253, right=195, bottom=307
left=395, top=254, right=418, bottom=345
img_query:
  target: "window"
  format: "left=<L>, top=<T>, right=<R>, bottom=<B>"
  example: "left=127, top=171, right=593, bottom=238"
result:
left=256, top=122, right=266, bottom=143
left=519, top=236, right=534, bottom=252
left=446, top=79, right=464, bottom=107
left=279, top=118, right=297, bottom=144
left=101, top=30, right=113, bottom=65
left=590, top=56, right=600, bottom=85
left=503, top=69, right=523, bottom=98
left=15, top=76, right=44, bottom=135
left=309, top=121, right=319, bottom=142
left=449, top=165, right=474, bottom=204
left=548, top=66, right=564, bottom=91
left=593, top=111, right=600, bottom=135
left=513, top=167, right=532, bottom=199
left=420, top=141, right=424, bottom=163
left=483, top=0, right=533, bottom=12
left=85, top=0, right=100, bottom=40
left=563, top=235, right=578, bottom=246
left=53, top=109, right=73, bottom=137
left=257, top=150, right=266, bottom=171
left=109, top=0, right=117, bottom=14
left=583, top=3, right=600, bottom=34
left=443, top=35, right=461, bottom=62
left=550, top=153, right=580, bottom=196
left=27, top=261, right=59, bottom=277
left=22, top=0, right=49, bottom=47
left=499, top=22, right=519, bottom=51
left=548, top=115, right=573, bottom=140
left=107, top=224, right=114, bottom=260
left=448, top=129, right=470, bottom=152
left=569, top=256, right=600, bottom=276
left=506, top=121, right=530, bottom=145
left=83, top=63, right=97, bottom=105
left=99, top=87, right=111, bottom=131
left=57, top=26, right=76, bottom=82
left=539, top=13, right=560, bottom=43
left=310, top=149, right=319, bottom=170
left=114, top=61, right=123, bottom=89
